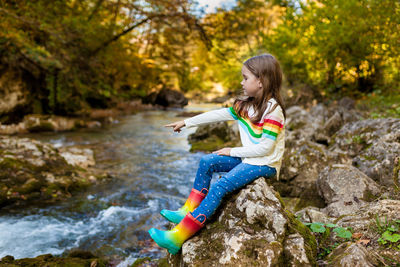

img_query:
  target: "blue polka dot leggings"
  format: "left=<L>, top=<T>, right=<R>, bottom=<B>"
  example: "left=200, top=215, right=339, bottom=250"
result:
left=190, top=153, right=276, bottom=223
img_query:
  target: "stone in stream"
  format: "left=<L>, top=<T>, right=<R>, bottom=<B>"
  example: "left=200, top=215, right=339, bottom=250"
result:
left=142, top=88, right=188, bottom=108
left=0, top=135, right=110, bottom=209
left=167, top=177, right=317, bottom=266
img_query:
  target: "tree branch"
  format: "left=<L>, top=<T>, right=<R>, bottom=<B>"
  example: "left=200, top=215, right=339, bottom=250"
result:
left=88, top=0, right=105, bottom=21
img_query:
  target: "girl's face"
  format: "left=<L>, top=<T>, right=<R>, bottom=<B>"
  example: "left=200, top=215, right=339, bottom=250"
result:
left=241, top=65, right=262, bottom=97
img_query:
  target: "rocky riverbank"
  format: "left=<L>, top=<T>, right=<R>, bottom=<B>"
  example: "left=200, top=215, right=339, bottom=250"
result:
left=1, top=96, right=399, bottom=266
left=178, top=98, right=400, bottom=266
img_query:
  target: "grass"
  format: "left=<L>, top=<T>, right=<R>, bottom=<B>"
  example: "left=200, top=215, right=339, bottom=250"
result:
left=356, top=89, right=400, bottom=119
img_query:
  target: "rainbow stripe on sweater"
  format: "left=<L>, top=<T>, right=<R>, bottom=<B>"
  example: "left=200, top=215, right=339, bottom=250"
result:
left=228, top=107, right=283, bottom=143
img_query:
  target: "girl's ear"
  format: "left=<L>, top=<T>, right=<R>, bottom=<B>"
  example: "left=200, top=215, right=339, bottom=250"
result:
left=258, top=80, right=263, bottom=88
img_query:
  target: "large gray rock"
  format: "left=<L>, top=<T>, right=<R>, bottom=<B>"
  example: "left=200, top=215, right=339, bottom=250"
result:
left=352, top=130, right=400, bottom=187
left=333, top=200, right=400, bottom=265
left=332, top=118, right=400, bottom=187
left=326, top=242, right=379, bottom=267
left=168, top=178, right=317, bottom=266
left=294, top=207, right=334, bottom=224
left=332, top=118, right=399, bottom=157
left=316, top=164, right=381, bottom=217
left=336, top=199, right=400, bottom=233
left=285, top=105, right=326, bottom=140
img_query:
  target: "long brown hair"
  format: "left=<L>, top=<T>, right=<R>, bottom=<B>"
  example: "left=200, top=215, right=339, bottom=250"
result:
left=233, top=54, right=286, bottom=123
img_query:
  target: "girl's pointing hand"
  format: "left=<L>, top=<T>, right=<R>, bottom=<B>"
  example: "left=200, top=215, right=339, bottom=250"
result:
left=164, top=120, right=185, bottom=132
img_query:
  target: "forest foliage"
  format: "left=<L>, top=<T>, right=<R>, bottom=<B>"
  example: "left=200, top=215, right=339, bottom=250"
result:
left=0, top=0, right=399, bottom=116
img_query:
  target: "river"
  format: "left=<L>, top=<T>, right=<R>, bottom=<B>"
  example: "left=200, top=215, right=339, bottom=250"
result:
left=0, top=103, right=221, bottom=266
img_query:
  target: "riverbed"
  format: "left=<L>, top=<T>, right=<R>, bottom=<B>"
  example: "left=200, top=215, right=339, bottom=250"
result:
left=0, top=103, right=221, bottom=266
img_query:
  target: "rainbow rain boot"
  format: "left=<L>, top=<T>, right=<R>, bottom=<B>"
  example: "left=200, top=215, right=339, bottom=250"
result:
left=148, top=213, right=205, bottom=255
left=160, top=188, right=208, bottom=224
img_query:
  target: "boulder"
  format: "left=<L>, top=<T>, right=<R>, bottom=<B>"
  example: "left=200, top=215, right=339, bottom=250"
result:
left=331, top=118, right=399, bottom=157
left=167, top=178, right=317, bottom=266
left=0, top=136, right=108, bottom=208
left=323, top=111, right=343, bottom=136
left=333, top=200, right=400, bottom=265
left=326, top=242, right=379, bottom=267
left=331, top=118, right=400, bottom=187
left=352, top=130, right=400, bottom=187
left=143, top=89, right=188, bottom=108
left=294, top=207, right=334, bottom=224
left=188, top=122, right=240, bottom=152
left=285, top=105, right=325, bottom=139
left=336, top=199, right=400, bottom=233
left=276, top=140, right=346, bottom=197
left=316, top=164, right=381, bottom=217
left=58, top=147, right=95, bottom=168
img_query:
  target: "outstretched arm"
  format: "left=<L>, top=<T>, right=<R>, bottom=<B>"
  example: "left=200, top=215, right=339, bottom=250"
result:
left=183, top=107, right=237, bottom=128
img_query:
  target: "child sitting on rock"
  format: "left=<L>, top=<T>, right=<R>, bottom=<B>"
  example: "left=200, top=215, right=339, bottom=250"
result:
left=148, top=54, right=286, bottom=255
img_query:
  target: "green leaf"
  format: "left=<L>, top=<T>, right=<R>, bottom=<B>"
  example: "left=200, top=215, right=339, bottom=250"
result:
left=325, top=223, right=337, bottom=228
left=310, top=223, right=326, bottom=233
left=333, top=227, right=352, bottom=239
left=378, top=237, right=387, bottom=245
left=382, top=231, right=400, bottom=243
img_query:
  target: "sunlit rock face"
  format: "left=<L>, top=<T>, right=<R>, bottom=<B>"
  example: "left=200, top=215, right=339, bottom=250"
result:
left=167, top=178, right=318, bottom=266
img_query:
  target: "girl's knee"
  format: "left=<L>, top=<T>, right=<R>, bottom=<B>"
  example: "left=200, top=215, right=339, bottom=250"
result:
left=199, top=154, right=217, bottom=167
left=210, top=180, right=232, bottom=197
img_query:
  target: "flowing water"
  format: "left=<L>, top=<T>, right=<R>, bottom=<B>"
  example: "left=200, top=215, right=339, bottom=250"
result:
left=0, top=103, right=221, bottom=266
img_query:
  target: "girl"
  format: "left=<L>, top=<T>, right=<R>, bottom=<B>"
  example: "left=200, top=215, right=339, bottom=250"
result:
left=148, top=54, right=286, bottom=255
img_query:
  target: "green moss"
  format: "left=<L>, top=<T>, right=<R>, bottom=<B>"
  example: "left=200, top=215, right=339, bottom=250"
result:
left=130, top=257, right=152, bottom=267
left=241, top=238, right=277, bottom=262
left=361, top=190, right=380, bottom=202
left=157, top=257, right=168, bottom=267
left=15, top=179, right=42, bottom=194
left=361, top=154, right=378, bottom=161
left=0, top=157, right=26, bottom=170
left=189, top=136, right=226, bottom=152
left=284, top=209, right=318, bottom=266
left=393, top=159, right=400, bottom=191
left=0, top=253, right=108, bottom=267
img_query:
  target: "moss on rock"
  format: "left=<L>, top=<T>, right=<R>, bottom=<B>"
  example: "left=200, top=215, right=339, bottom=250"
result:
left=0, top=253, right=108, bottom=267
